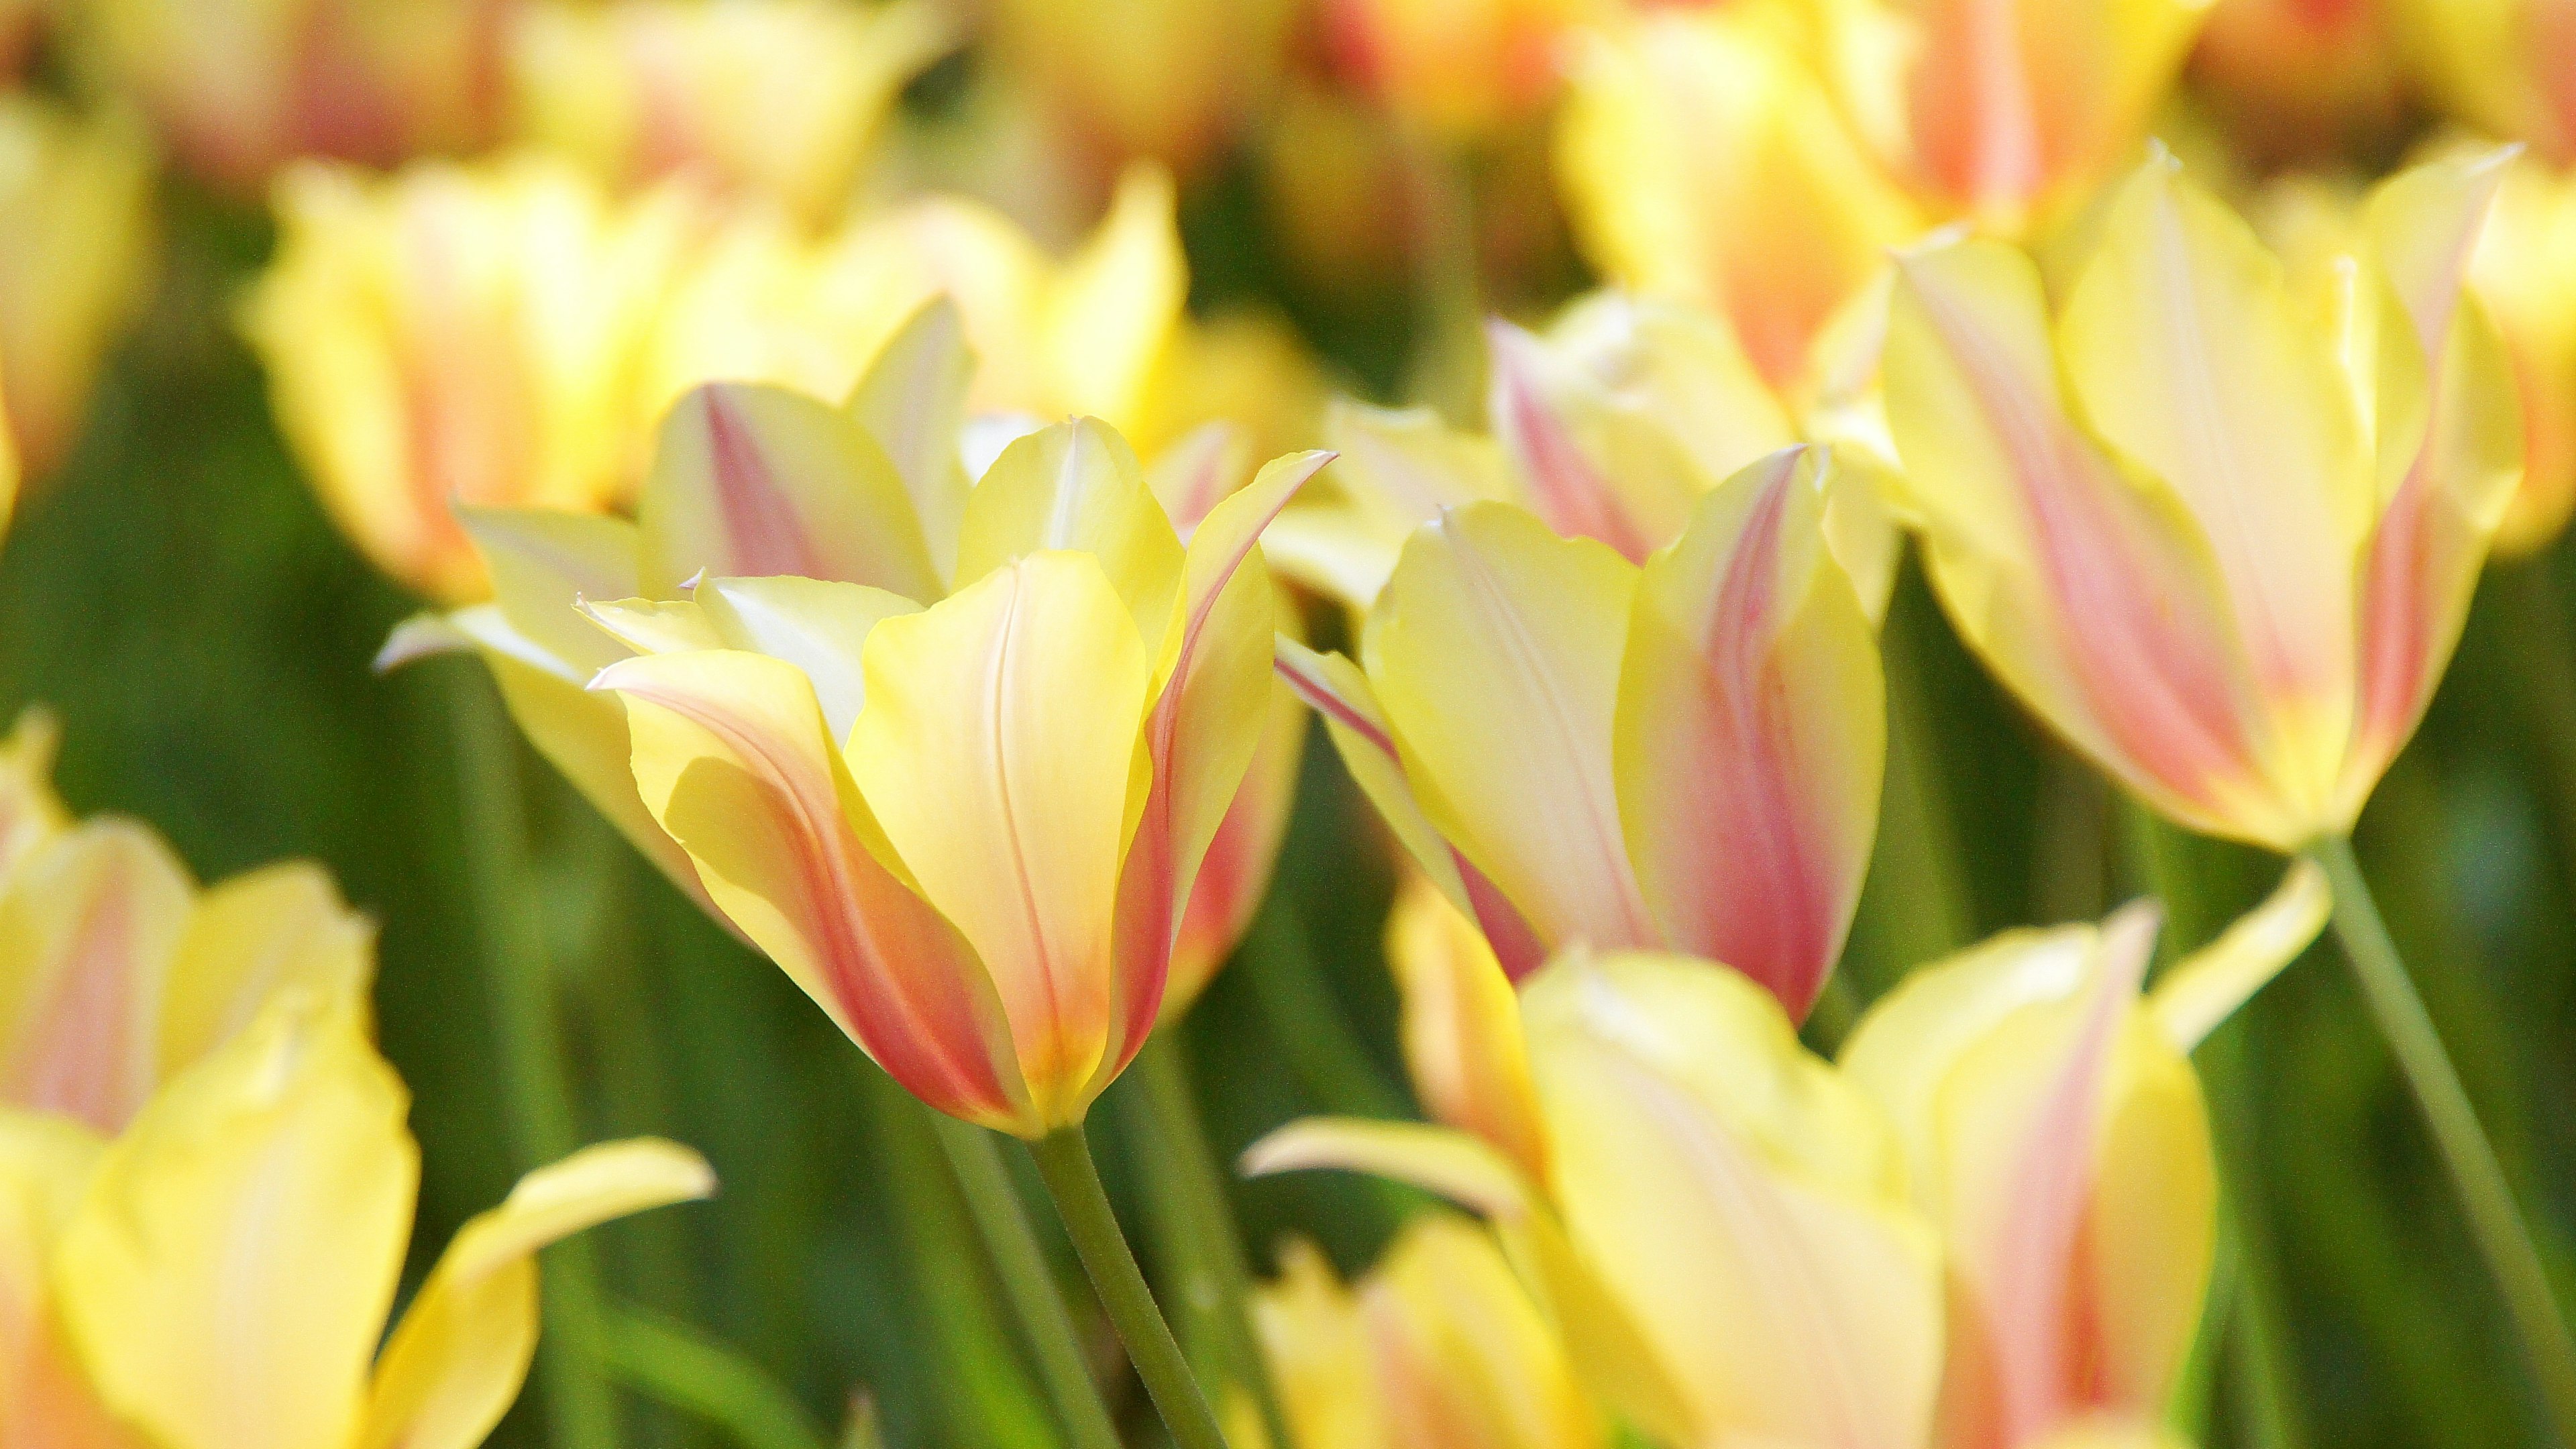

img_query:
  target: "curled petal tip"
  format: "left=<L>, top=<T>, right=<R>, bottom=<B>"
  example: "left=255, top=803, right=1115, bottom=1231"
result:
left=375, top=614, right=474, bottom=674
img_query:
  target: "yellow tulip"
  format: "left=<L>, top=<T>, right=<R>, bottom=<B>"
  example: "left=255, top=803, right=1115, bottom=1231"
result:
left=1252, top=946, right=1948, bottom=1449
left=1277, top=446, right=1882, bottom=1021
left=506, top=0, right=951, bottom=225
left=2392, top=0, right=2576, bottom=162
left=0, top=710, right=373, bottom=1135
left=1320, top=0, right=1603, bottom=143
left=241, top=154, right=702, bottom=602
left=989, top=0, right=1295, bottom=181
left=2469, top=154, right=2576, bottom=553
left=1880, top=147, right=2520, bottom=851
left=0, top=95, right=154, bottom=482
left=637, top=164, right=1199, bottom=451
left=1267, top=289, right=1898, bottom=617
left=1842, top=868, right=2326, bottom=1448
left=61, top=0, right=504, bottom=190
left=1254, top=1214, right=1603, bottom=1449
left=11, top=988, right=712, bottom=1449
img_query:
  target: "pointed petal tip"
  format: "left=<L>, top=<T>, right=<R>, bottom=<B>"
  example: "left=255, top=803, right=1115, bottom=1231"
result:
left=375, top=614, right=474, bottom=674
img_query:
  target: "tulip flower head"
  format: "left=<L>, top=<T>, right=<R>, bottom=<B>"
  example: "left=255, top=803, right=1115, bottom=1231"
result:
left=1269, top=291, right=1900, bottom=618
left=1842, top=865, right=2328, bottom=1448
left=506, top=0, right=951, bottom=224
left=1881, top=147, right=2522, bottom=851
left=2467, top=154, right=2576, bottom=553
left=1323, top=0, right=1602, bottom=142
left=0, top=95, right=154, bottom=482
left=1255, top=1214, right=1603, bottom=1449
left=989, top=0, right=1296, bottom=182
left=66, top=0, right=507, bottom=190
left=244, top=155, right=701, bottom=603
left=1279, top=445, right=1883, bottom=1022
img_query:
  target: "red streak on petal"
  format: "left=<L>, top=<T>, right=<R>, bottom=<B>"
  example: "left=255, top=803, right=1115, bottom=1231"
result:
left=704, top=389, right=826, bottom=580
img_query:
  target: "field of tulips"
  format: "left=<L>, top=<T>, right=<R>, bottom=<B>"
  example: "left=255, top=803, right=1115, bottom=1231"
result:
left=5, top=1, right=2576, bottom=1447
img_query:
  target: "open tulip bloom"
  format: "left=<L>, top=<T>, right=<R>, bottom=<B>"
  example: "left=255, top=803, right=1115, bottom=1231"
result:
left=1882, top=144, right=2576, bottom=1426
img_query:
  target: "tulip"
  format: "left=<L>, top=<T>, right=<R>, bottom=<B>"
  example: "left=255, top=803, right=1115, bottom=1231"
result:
left=1253, top=945, right=1947, bottom=1449
left=241, top=154, right=701, bottom=602
left=63, top=0, right=506, bottom=191
left=2467, top=154, right=2576, bottom=554
left=506, top=0, right=951, bottom=225
left=0, top=95, right=154, bottom=482
left=637, top=164, right=1203, bottom=455
left=1254, top=1214, right=1603, bottom=1449
left=1277, top=445, right=1882, bottom=1021
left=2392, top=0, right=2576, bottom=162
left=1265, top=290, right=1899, bottom=617
left=3, top=987, right=711, bottom=1449
left=1881, top=146, right=2520, bottom=853
left=1841, top=869, right=2328, bottom=1449
left=0, top=709, right=373, bottom=1135
left=1321, top=0, right=1601, bottom=143
left=988, top=0, right=1295, bottom=183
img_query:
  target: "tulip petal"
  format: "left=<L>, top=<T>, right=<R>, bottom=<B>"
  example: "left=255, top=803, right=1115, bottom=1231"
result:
left=639, top=382, right=941, bottom=600
left=1241, top=1117, right=1536, bottom=1220
left=598, top=649, right=1026, bottom=1129
left=1366, top=503, right=1657, bottom=953
left=1357, top=1215, right=1606, bottom=1449
left=1163, top=667, right=1305, bottom=1021
left=1273, top=635, right=1550, bottom=980
left=1388, top=877, right=1550, bottom=1189
left=357, top=1139, right=715, bottom=1449
left=0, top=1110, right=129, bottom=1449
left=1886, top=237, right=2282, bottom=843
left=1256, top=1238, right=1391, bottom=1449
left=2147, top=859, right=2330, bottom=1051
left=579, top=596, right=727, bottom=657
left=1044, top=166, right=1187, bottom=429
left=954, top=417, right=1187, bottom=638
left=853, top=553, right=1155, bottom=1126
left=1520, top=951, right=1943, bottom=1449
left=2059, top=153, right=2370, bottom=790
left=696, top=576, right=922, bottom=744
left=0, top=708, right=68, bottom=877
left=54, top=993, right=417, bottom=1449
left=1615, top=449, right=1882, bottom=1020
left=158, top=862, right=375, bottom=1082
left=1145, top=421, right=1252, bottom=536
left=847, top=297, right=975, bottom=584
left=457, top=506, right=644, bottom=678
left=0, top=821, right=193, bottom=1132
left=1485, top=319, right=1660, bottom=561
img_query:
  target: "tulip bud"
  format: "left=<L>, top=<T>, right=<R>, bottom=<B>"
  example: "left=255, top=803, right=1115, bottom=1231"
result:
left=0, top=96, right=154, bottom=482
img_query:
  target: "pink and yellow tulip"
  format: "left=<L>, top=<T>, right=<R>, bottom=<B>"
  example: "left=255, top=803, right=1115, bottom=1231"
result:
left=505, top=0, right=951, bottom=225
left=1880, top=148, right=2520, bottom=851
left=242, top=155, right=701, bottom=602
left=2467, top=154, right=2576, bottom=553
left=1279, top=446, right=1882, bottom=1021
left=0, top=95, right=154, bottom=482
left=1255, top=1214, right=1603, bottom=1449
left=62, top=0, right=507, bottom=191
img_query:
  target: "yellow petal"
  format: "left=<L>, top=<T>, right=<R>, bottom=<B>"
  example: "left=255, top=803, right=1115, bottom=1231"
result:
left=1520, top=950, right=1941, bottom=1449
left=0, top=708, right=67, bottom=877
left=0, top=820, right=193, bottom=1132
left=1044, top=166, right=1188, bottom=430
left=458, top=505, right=644, bottom=678
left=1163, top=665, right=1303, bottom=1021
left=852, top=553, right=1157, bottom=1126
left=953, top=416, right=1186, bottom=640
left=358, top=1139, right=715, bottom=1449
left=54, top=991, right=417, bottom=1449
left=1256, top=1238, right=1389, bottom=1449
left=598, top=649, right=1028, bottom=1129
left=1536, top=292, right=1799, bottom=511
left=847, top=297, right=975, bottom=584
left=158, top=861, right=376, bottom=1082
left=696, top=576, right=924, bottom=744
left=2147, top=859, right=2330, bottom=1051
left=1388, top=877, right=1549, bottom=1189
left=0, top=1110, right=130, bottom=1449
left=1615, top=449, right=1882, bottom=1020
left=1365, top=503, right=1656, bottom=954
left=579, top=596, right=727, bottom=657
left=638, top=382, right=941, bottom=601
left=1241, top=1118, right=1536, bottom=1222
left=1353, top=1214, right=1605, bottom=1449
left=1294, top=400, right=1516, bottom=610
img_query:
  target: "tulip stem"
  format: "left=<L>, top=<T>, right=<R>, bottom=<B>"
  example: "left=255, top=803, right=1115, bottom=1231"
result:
left=2309, top=833, right=2576, bottom=1440
left=1030, top=1125, right=1234, bottom=1449
left=1118, top=1034, right=1295, bottom=1449
left=931, top=1115, right=1126, bottom=1449
left=446, top=665, right=623, bottom=1449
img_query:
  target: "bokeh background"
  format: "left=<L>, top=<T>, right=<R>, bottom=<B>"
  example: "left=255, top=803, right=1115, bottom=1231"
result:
left=1, top=1, right=2573, bottom=1446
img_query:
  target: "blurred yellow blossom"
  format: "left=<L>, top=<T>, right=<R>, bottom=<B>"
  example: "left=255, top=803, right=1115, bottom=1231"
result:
left=506, top=0, right=951, bottom=225
left=1255, top=1216, right=1602, bottom=1449
left=1323, top=0, right=1603, bottom=142
left=2469, top=154, right=2576, bottom=553
left=989, top=0, right=1295, bottom=182
left=242, top=154, right=700, bottom=602
left=64, top=0, right=506, bottom=190
left=0, top=95, right=154, bottom=482
left=2394, top=0, right=2576, bottom=162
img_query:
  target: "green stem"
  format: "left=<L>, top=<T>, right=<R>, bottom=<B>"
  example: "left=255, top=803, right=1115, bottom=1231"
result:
left=1030, top=1126, right=1233, bottom=1449
left=445, top=665, right=620, bottom=1449
left=2494, top=559, right=2576, bottom=910
left=594, top=1303, right=830, bottom=1449
left=1119, top=1034, right=1294, bottom=1449
left=2308, top=833, right=2576, bottom=1441
left=931, top=1114, right=1125, bottom=1449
